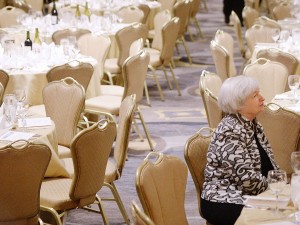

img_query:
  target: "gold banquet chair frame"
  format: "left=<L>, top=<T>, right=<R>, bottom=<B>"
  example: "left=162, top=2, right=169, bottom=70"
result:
left=131, top=200, right=155, bottom=225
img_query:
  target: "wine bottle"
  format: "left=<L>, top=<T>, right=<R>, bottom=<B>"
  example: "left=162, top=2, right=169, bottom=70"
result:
left=51, top=0, right=58, bottom=25
left=75, top=4, right=81, bottom=19
left=24, top=31, right=32, bottom=51
left=84, top=2, right=91, bottom=22
left=34, top=28, right=41, bottom=45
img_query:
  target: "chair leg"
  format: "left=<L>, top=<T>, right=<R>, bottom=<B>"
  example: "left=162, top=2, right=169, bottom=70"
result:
left=169, top=64, right=181, bottom=96
left=144, top=80, right=151, bottom=106
left=136, top=106, right=154, bottom=151
left=95, top=195, right=110, bottom=225
left=148, top=66, right=165, bottom=101
left=162, top=66, right=173, bottom=90
left=132, top=117, right=144, bottom=141
left=194, top=18, right=204, bottom=38
left=103, top=182, right=130, bottom=225
left=40, top=206, right=64, bottom=225
left=181, top=36, right=192, bottom=64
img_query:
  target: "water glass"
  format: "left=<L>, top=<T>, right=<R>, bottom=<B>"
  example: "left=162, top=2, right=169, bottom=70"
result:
left=3, top=94, right=17, bottom=126
left=288, top=75, right=300, bottom=103
left=60, top=38, right=70, bottom=56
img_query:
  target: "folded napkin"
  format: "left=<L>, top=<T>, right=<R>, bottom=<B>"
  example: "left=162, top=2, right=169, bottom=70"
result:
left=18, top=117, right=52, bottom=128
left=244, top=195, right=290, bottom=208
left=0, top=131, right=35, bottom=141
left=274, top=93, right=300, bottom=100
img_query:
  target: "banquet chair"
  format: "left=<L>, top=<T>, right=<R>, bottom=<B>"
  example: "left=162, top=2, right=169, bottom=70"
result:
left=254, top=16, right=281, bottom=29
left=210, top=29, right=237, bottom=81
left=0, top=5, right=26, bottom=27
left=77, top=34, right=111, bottom=82
left=199, top=70, right=223, bottom=128
left=257, top=103, right=300, bottom=175
left=26, top=0, right=43, bottom=12
left=184, top=127, right=214, bottom=225
left=103, top=22, right=148, bottom=85
left=135, top=152, right=189, bottom=225
left=145, top=17, right=181, bottom=101
left=0, top=69, right=9, bottom=105
left=43, top=77, right=85, bottom=159
left=147, top=9, right=172, bottom=41
left=173, top=0, right=193, bottom=64
left=131, top=200, right=155, bottom=225
left=117, top=5, right=144, bottom=24
left=157, top=0, right=177, bottom=12
left=272, top=2, right=292, bottom=20
left=189, top=0, right=204, bottom=38
left=245, top=24, right=275, bottom=55
left=46, top=61, right=94, bottom=92
left=6, top=0, right=31, bottom=12
left=0, top=140, right=51, bottom=225
left=243, top=58, right=288, bottom=103
left=40, top=119, right=116, bottom=225
left=137, top=4, right=150, bottom=24
left=86, top=50, right=154, bottom=151
left=242, top=5, right=259, bottom=29
left=245, top=0, right=260, bottom=11
left=52, top=28, right=91, bottom=45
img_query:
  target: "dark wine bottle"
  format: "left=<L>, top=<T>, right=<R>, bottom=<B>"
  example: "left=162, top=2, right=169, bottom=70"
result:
left=51, top=0, right=58, bottom=25
left=24, top=31, right=32, bottom=51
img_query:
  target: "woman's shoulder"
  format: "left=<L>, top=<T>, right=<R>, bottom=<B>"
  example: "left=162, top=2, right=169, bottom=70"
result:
left=216, top=114, right=245, bottom=132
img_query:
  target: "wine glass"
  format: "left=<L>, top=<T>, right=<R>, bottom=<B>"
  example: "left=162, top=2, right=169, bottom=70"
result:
left=14, top=89, right=26, bottom=103
left=267, top=170, right=287, bottom=214
left=292, top=152, right=300, bottom=174
left=17, top=100, right=29, bottom=130
left=271, top=28, right=281, bottom=43
left=288, top=75, right=300, bottom=103
left=291, top=173, right=300, bottom=223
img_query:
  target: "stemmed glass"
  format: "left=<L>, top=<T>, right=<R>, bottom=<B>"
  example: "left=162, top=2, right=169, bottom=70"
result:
left=291, top=173, right=300, bottom=223
left=267, top=169, right=287, bottom=214
left=288, top=75, right=300, bottom=103
left=17, top=100, right=29, bottom=130
left=271, top=28, right=281, bottom=44
left=292, top=152, right=300, bottom=175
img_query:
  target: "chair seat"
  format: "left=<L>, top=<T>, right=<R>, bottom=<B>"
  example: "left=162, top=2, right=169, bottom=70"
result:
left=100, top=85, right=124, bottom=96
left=40, top=178, right=78, bottom=211
left=58, top=145, right=71, bottom=159
left=85, top=95, right=122, bottom=115
left=104, top=159, right=118, bottom=183
left=144, top=48, right=161, bottom=67
left=104, top=58, right=121, bottom=74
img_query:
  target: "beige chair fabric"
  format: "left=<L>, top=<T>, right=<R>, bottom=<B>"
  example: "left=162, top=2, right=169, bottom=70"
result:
left=40, top=119, right=116, bottom=225
left=137, top=4, right=150, bottom=24
left=254, top=16, right=281, bottom=29
left=242, top=5, right=259, bottom=29
left=117, top=5, right=144, bottom=23
left=26, top=0, right=43, bottom=11
left=245, top=0, right=260, bottom=11
left=102, top=94, right=136, bottom=225
left=257, top=103, right=300, bottom=175
left=273, top=3, right=292, bottom=20
left=77, top=34, right=111, bottom=81
left=46, top=61, right=94, bottom=92
left=157, top=0, right=177, bottom=12
left=86, top=50, right=154, bottom=150
left=131, top=200, right=156, bottom=225
left=173, top=0, right=193, bottom=64
left=210, top=29, right=237, bottom=81
left=243, top=58, right=288, bottom=103
left=0, top=5, right=26, bottom=27
left=0, top=69, right=9, bottom=105
left=199, top=70, right=223, bottom=128
left=184, top=127, right=214, bottom=225
left=145, top=17, right=181, bottom=101
left=43, top=77, right=85, bottom=158
left=0, top=141, right=51, bottom=225
left=189, top=0, right=203, bottom=38
left=136, top=152, right=189, bottom=225
left=52, top=28, right=91, bottom=45
left=104, top=23, right=148, bottom=85
left=245, top=24, right=275, bottom=55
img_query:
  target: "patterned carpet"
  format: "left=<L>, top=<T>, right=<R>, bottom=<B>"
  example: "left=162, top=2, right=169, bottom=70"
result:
left=64, top=0, right=244, bottom=224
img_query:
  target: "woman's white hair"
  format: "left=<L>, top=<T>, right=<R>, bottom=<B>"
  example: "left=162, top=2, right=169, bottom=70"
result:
left=218, top=75, right=260, bottom=114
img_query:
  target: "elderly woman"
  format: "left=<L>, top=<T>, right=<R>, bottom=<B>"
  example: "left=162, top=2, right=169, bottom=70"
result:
left=200, top=76, right=279, bottom=225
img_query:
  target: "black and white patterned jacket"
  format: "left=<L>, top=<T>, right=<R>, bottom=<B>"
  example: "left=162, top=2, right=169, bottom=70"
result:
left=201, top=113, right=279, bottom=205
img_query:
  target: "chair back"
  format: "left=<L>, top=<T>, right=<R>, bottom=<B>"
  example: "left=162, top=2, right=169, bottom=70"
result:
left=184, top=127, right=214, bottom=218
left=114, top=95, right=136, bottom=179
left=257, top=103, right=300, bottom=175
left=6, top=0, right=31, bottom=12
left=26, top=0, right=43, bottom=11
left=0, top=6, right=26, bottom=27
left=173, top=0, right=192, bottom=37
left=137, top=4, right=150, bottom=24
left=243, top=58, right=288, bottom=103
left=0, top=141, right=51, bottom=225
left=157, top=0, right=177, bottom=12
left=256, top=47, right=298, bottom=77
left=52, top=28, right=91, bottom=45
left=151, top=9, right=172, bottom=51
left=273, top=3, right=292, bottom=20
left=46, top=61, right=94, bottom=92
left=231, top=11, right=246, bottom=57
left=242, top=6, right=259, bottom=29
left=199, top=70, right=223, bottom=128
left=245, top=24, right=275, bottom=54
left=69, top=119, right=116, bottom=206
left=131, top=200, right=156, bottom=225
left=122, top=50, right=150, bottom=103
left=136, top=152, right=188, bottom=225
left=254, top=16, right=281, bottom=28
left=43, top=77, right=85, bottom=147
left=0, top=69, right=9, bottom=105
left=117, top=5, right=144, bottom=23
left=116, top=23, right=148, bottom=67
left=160, top=17, right=180, bottom=65
left=77, top=34, right=111, bottom=81
left=245, top=0, right=260, bottom=11
left=190, top=0, right=201, bottom=18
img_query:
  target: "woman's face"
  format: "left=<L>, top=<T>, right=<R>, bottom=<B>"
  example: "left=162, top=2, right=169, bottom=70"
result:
left=238, top=90, right=265, bottom=120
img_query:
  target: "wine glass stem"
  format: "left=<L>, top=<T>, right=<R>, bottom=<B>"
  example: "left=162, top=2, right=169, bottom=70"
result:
left=275, top=193, right=279, bottom=214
